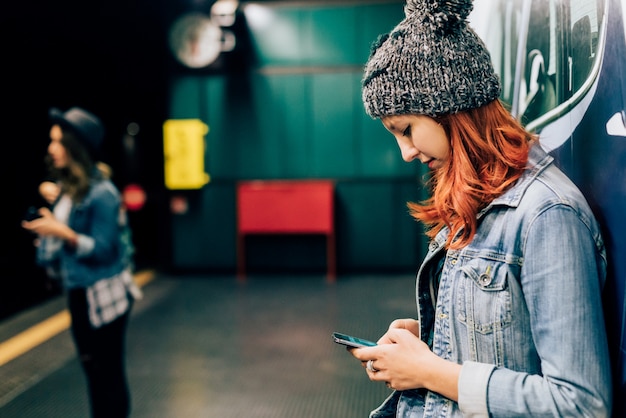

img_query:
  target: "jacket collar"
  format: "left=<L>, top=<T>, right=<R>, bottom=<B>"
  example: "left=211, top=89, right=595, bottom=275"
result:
left=484, top=142, right=553, bottom=211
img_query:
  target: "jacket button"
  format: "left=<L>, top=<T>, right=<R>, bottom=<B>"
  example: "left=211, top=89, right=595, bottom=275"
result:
left=479, top=273, right=492, bottom=286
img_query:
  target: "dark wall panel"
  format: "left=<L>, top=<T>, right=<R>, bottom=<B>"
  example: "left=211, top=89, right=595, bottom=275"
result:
left=250, top=74, right=311, bottom=178
left=336, top=181, right=425, bottom=272
left=310, top=73, right=358, bottom=177
left=171, top=183, right=236, bottom=270
left=303, top=7, right=359, bottom=65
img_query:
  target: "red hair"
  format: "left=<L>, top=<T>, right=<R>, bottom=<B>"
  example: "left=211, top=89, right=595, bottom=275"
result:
left=408, top=100, right=535, bottom=249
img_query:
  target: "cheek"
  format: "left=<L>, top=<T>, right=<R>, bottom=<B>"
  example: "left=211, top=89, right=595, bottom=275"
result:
left=428, top=135, right=450, bottom=159
left=59, top=151, right=69, bottom=164
left=436, top=143, right=451, bottom=159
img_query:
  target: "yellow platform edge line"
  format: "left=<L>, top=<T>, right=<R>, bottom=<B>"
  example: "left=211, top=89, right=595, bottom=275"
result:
left=0, top=269, right=155, bottom=367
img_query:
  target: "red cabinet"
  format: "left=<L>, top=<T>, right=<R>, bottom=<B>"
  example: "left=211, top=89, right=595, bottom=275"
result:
left=237, top=180, right=335, bottom=281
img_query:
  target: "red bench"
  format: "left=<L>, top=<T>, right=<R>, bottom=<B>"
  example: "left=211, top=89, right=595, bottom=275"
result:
left=236, top=180, right=336, bottom=282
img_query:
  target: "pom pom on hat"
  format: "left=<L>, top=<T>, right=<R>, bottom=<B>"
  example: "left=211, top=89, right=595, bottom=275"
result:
left=362, top=0, right=501, bottom=119
left=404, top=0, right=472, bottom=32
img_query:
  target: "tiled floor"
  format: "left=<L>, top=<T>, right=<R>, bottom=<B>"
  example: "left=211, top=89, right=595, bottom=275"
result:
left=0, top=272, right=417, bottom=418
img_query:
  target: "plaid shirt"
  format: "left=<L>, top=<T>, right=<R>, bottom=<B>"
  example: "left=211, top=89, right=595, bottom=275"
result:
left=86, top=268, right=142, bottom=328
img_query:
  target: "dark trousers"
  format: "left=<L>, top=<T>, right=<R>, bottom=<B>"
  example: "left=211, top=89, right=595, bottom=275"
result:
left=68, top=288, right=132, bottom=418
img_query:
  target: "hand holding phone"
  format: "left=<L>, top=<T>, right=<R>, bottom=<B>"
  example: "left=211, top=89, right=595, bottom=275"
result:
left=332, top=331, right=377, bottom=348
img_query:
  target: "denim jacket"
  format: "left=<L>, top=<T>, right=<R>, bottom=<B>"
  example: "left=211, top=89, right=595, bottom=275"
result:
left=371, top=143, right=612, bottom=417
left=37, top=176, right=128, bottom=290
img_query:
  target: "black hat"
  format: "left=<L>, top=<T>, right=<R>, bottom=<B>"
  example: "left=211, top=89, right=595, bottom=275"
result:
left=49, top=107, right=104, bottom=157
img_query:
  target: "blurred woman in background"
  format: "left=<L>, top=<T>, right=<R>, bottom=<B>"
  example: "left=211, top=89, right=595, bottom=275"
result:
left=22, top=107, right=139, bottom=418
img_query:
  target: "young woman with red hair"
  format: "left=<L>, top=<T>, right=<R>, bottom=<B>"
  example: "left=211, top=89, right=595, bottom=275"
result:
left=348, top=0, right=612, bottom=416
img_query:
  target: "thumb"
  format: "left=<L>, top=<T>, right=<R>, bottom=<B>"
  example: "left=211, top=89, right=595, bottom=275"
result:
left=386, top=327, right=415, bottom=344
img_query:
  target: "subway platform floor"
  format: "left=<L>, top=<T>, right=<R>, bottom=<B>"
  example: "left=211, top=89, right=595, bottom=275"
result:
left=0, top=271, right=417, bottom=418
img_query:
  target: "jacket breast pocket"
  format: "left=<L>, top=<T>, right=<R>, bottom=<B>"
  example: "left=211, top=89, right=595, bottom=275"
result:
left=456, top=258, right=514, bottom=334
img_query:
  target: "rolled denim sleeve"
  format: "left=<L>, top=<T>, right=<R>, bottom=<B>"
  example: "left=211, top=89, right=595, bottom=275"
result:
left=458, top=361, right=495, bottom=417
left=74, top=234, right=96, bottom=257
left=70, top=182, right=120, bottom=262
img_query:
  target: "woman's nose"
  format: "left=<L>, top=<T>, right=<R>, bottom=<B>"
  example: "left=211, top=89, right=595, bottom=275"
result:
left=399, top=144, right=419, bottom=162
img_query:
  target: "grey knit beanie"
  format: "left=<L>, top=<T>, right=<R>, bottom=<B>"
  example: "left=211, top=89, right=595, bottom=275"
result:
left=362, top=0, right=501, bottom=119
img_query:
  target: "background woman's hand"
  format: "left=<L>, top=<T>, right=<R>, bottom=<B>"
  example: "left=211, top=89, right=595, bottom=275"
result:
left=39, top=181, right=60, bottom=204
left=21, top=207, right=72, bottom=241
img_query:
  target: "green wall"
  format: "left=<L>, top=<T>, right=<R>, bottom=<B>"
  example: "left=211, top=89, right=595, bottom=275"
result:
left=168, top=1, right=429, bottom=274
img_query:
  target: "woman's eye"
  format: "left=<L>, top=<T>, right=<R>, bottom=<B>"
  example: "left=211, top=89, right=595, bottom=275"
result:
left=402, top=126, right=411, bottom=137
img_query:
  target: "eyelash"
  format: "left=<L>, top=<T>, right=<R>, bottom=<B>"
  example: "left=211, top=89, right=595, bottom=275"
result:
left=402, top=126, right=411, bottom=137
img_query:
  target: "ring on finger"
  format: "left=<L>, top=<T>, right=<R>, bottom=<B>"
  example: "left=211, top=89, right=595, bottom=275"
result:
left=366, top=359, right=378, bottom=372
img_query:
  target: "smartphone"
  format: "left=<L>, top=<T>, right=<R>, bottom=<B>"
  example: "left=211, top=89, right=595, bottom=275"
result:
left=23, top=206, right=42, bottom=221
left=332, top=332, right=377, bottom=348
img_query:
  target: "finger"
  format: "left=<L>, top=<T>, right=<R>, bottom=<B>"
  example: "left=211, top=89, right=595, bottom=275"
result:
left=366, top=359, right=381, bottom=373
left=350, top=345, right=379, bottom=361
left=366, top=367, right=387, bottom=383
left=386, top=327, right=412, bottom=343
left=21, top=221, right=35, bottom=231
left=39, top=207, right=52, bottom=217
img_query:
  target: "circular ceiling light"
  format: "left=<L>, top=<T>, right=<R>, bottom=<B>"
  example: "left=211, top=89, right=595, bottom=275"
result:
left=169, top=12, right=223, bottom=68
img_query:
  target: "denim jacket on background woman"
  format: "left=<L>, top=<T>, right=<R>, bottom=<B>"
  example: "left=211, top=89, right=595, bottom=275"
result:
left=37, top=174, right=128, bottom=290
left=371, top=142, right=612, bottom=417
